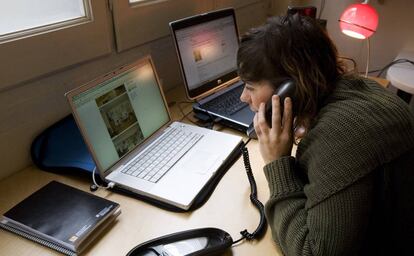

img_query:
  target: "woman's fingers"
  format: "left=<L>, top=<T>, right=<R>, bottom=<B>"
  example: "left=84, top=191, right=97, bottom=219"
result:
left=257, top=102, right=269, bottom=134
left=253, top=112, right=262, bottom=137
left=283, top=97, right=293, bottom=132
left=255, top=97, right=294, bottom=163
left=271, top=95, right=281, bottom=134
left=255, top=96, right=292, bottom=139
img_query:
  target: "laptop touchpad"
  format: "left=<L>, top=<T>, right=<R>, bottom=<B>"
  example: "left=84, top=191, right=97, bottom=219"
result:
left=184, top=151, right=220, bottom=175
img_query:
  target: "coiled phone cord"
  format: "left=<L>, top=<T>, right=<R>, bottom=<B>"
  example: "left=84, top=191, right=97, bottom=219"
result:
left=232, top=141, right=268, bottom=244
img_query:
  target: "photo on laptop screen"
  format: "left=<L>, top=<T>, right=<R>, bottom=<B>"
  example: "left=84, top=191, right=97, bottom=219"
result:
left=95, top=85, right=143, bottom=157
left=69, top=60, right=170, bottom=173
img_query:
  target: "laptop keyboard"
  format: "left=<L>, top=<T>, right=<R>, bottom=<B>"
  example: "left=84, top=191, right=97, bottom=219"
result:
left=121, top=127, right=203, bottom=183
left=201, top=86, right=248, bottom=115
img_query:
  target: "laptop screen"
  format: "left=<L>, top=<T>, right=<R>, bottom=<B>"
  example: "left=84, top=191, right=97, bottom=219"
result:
left=71, top=59, right=170, bottom=172
left=170, top=8, right=239, bottom=99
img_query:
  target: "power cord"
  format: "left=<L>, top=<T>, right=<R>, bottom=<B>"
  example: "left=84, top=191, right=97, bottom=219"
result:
left=376, top=58, right=414, bottom=78
left=339, top=56, right=357, bottom=72
left=232, top=141, right=267, bottom=244
left=177, top=101, right=218, bottom=130
left=90, top=167, right=115, bottom=192
left=318, top=0, right=326, bottom=19
left=339, top=57, right=414, bottom=77
left=177, top=101, right=198, bottom=125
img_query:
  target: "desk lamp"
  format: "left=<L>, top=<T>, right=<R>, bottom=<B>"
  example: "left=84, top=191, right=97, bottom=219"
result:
left=339, top=0, right=379, bottom=77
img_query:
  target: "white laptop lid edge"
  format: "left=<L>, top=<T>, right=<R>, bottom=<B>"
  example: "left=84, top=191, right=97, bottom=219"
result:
left=65, top=55, right=174, bottom=180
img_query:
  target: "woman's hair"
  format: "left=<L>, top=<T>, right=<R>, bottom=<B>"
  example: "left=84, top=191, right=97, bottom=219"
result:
left=237, top=14, right=347, bottom=128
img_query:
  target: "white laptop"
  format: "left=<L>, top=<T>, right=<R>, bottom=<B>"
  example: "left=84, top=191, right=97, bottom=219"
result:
left=65, top=56, right=243, bottom=210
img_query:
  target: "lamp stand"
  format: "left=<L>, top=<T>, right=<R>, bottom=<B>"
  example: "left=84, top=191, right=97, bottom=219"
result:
left=365, top=38, right=371, bottom=77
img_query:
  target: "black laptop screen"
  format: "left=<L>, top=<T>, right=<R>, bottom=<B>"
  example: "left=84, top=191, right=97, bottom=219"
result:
left=170, top=8, right=239, bottom=99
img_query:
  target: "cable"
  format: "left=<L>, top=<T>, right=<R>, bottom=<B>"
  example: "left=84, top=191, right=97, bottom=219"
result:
left=339, top=56, right=357, bottom=72
left=365, top=68, right=383, bottom=74
left=376, top=58, right=414, bottom=78
left=365, top=38, right=371, bottom=77
left=232, top=144, right=267, bottom=245
left=340, top=57, right=414, bottom=77
left=176, top=101, right=218, bottom=130
left=194, top=102, right=225, bottom=130
left=244, top=137, right=252, bottom=146
left=204, top=111, right=221, bottom=130
left=318, top=0, right=326, bottom=19
left=353, top=58, right=414, bottom=76
left=177, top=101, right=198, bottom=125
left=90, top=167, right=115, bottom=192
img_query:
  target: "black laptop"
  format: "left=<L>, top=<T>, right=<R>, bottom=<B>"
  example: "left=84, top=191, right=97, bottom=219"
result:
left=169, top=8, right=254, bottom=134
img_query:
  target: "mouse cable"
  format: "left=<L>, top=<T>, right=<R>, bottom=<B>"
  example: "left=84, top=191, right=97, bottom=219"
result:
left=232, top=144, right=267, bottom=244
left=90, top=167, right=115, bottom=192
left=376, top=58, right=414, bottom=77
left=178, top=101, right=220, bottom=130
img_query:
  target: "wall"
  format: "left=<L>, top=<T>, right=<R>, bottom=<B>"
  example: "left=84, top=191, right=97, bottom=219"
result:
left=4, top=0, right=412, bottom=180
left=270, top=0, right=414, bottom=106
left=314, top=0, right=413, bottom=73
left=269, top=0, right=414, bottom=72
left=0, top=1, right=268, bottom=180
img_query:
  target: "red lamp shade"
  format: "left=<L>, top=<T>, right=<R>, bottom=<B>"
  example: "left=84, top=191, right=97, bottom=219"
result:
left=339, top=3, right=379, bottom=39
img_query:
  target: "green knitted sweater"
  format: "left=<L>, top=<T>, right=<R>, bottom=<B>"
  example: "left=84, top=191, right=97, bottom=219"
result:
left=263, top=76, right=414, bottom=255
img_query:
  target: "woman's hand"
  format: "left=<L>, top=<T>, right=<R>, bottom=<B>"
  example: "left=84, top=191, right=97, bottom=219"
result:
left=253, top=95, right=294, bottom=165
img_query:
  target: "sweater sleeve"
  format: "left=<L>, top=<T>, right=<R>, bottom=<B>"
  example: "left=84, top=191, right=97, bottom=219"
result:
left=262, top=77, right=414, bottom=255
left=263, top=157, right=374, bottom=256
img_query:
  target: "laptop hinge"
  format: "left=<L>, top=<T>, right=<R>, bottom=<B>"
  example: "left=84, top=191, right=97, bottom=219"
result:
left=193, top=77, right=241, bottom=101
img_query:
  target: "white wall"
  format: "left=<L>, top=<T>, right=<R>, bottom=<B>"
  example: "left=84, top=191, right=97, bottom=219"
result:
left=269, top=0, right=414, bottom=71
left=270, top=0, right=414, bottom=106
left=0, top=1, right=268, bottom=180
left=315, top=0, right=413, bottom=74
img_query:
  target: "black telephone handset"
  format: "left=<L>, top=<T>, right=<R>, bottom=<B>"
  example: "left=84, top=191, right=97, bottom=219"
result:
left=265, top=79, right=296, bottom=127
left=246, top=79, right=296, bottom=138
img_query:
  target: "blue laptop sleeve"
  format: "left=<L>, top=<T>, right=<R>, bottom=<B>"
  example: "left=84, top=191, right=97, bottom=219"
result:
left=31, top=115, right=96, bottom=174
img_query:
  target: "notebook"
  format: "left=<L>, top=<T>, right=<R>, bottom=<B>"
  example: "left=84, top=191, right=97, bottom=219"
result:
left=169, top=8, right=255, bottom=134
left=65, top=56, right=243, bottom=210
left=0, top=181, right=120, bottom=256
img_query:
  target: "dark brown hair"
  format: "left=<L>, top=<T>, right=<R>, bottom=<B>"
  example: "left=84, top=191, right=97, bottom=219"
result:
left=237, top=14, right=346, bottom=129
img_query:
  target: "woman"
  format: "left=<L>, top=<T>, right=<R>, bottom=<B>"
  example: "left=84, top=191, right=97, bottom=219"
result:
left=238, top=14, right=414, bottom=255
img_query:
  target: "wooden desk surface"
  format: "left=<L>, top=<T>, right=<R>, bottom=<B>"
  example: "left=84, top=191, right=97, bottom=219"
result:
left=368, top=76, right=389, bottom=88
left=0, top=86, right=284, bottom=256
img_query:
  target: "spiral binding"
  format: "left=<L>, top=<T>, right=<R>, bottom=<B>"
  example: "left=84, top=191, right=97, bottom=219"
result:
left=0, top=221, right=77, bottom=256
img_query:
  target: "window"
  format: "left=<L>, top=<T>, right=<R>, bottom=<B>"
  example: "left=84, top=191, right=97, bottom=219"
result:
left=129, top=0, right=154, bottom=3
left=0, top=0, right=112, bottom=90
left=0, top=0, right=266, bottom=90
left=0, top=0, right=90, bottom=43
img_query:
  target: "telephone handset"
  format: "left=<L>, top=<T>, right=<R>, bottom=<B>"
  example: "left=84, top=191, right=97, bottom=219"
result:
left=265, top=79, right=296, bottom=127
left=246, top=79, right=296, bottom=138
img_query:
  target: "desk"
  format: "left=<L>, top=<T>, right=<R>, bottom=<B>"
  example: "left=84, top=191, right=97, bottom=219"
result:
left=368, top=76, right=389, bottom=89
left=0, top=86, right=283, bottom=256
left=386, top=51, right=414, bottom=103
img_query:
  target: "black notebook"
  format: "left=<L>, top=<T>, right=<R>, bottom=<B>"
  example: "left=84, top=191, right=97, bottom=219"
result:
left=0, top=181, right=121, bottom=256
